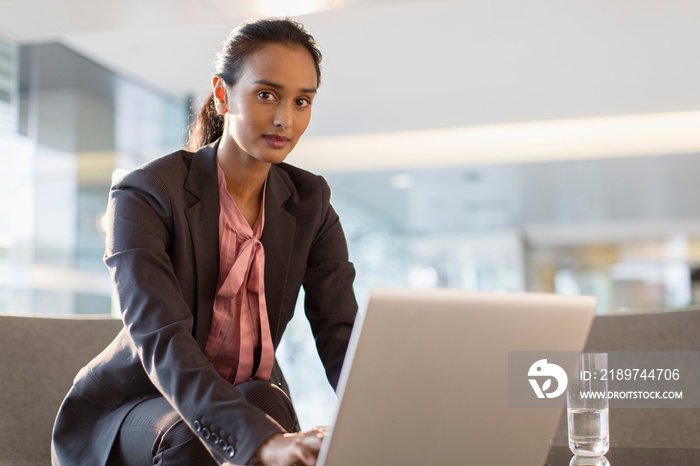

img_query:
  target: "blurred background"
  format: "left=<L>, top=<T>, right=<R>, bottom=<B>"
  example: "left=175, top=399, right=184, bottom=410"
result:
left=2, top=0, right=700, bottom=428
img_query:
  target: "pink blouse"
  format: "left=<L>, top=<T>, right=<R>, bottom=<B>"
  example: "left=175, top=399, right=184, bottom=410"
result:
left=204, top=162, right=274, bottom=385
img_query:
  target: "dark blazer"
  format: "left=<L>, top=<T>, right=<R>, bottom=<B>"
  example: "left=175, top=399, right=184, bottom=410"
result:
left=51, top=141, right=358, bottom=465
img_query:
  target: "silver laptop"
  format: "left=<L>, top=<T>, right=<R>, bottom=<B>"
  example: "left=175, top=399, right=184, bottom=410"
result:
left=317, top=287, right=597, bottom=466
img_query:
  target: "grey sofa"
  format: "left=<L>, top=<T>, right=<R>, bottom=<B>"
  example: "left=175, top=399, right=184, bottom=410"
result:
left=2, top=307, right=699, bottom=464
left=0, top=315, right=123, bottom=466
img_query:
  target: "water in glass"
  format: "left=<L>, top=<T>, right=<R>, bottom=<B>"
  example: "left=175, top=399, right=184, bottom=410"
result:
left=567, top=408, right=609, bottom=457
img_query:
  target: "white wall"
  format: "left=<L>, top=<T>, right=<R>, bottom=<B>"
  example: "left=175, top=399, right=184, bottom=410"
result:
left=302, top=0, right=700, bottom=137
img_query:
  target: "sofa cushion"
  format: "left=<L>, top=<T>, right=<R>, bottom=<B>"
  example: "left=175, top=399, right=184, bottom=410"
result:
left=0, top=315, right=122, bottom=465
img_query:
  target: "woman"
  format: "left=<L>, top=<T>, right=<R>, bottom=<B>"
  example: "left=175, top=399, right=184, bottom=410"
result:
left=51, top=18, right=358, bottom=466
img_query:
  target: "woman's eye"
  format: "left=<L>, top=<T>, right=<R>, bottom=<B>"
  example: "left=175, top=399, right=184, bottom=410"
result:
left=258, top=91, right=276, bottom=101
left=295, top=98, right=311, bottom=108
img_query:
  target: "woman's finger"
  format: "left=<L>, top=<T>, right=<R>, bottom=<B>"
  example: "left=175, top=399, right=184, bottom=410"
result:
left=291, top=439, right=317, bottom=466
left=288, top=432, right=324, bottom=465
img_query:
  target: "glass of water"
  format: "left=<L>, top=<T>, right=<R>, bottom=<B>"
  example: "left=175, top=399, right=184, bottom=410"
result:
left=566, top=352, right=610, bottom=457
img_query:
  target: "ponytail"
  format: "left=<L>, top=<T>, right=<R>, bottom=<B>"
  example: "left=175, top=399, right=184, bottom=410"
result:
left=186, top=92, right=224, bottom=152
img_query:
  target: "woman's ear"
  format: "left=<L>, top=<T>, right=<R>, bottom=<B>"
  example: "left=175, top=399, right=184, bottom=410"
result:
left=212, top=76, right=229, bottom=114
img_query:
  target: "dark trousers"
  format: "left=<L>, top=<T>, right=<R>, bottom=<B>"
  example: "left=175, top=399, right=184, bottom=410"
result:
left=109, top=380, right=300, bottom=466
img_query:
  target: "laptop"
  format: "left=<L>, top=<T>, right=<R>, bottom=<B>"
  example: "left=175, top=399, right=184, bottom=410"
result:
left=316, top=287, right=597, bottom=465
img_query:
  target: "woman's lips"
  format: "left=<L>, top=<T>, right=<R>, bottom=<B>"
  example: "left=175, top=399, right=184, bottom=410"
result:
left=263, top=134, right=290, bottom=149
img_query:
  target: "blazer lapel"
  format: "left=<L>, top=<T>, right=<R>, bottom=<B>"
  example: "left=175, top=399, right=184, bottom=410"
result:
left=261, top=165, right=296, bottom=345
left=184, top=142, right=220, bottom=352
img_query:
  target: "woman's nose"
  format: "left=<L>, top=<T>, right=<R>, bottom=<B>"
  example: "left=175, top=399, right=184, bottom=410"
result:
left=274, top=104, right=293, bottom=129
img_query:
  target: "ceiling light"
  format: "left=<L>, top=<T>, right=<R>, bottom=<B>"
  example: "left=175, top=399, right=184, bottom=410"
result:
left=259, top=0, right=329, bottom=16
left=294, top=110, right=700, bottom=172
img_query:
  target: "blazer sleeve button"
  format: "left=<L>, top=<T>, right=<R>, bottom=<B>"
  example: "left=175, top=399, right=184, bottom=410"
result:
left=193, top=420, right=202, bottom=432
left=201, top=427, right=211, bottom=439
left=225, top=445, right=235, bottom=458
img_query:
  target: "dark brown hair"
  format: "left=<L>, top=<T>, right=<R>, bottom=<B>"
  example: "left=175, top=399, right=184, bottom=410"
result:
left=186, top=18, right=322, bottom=152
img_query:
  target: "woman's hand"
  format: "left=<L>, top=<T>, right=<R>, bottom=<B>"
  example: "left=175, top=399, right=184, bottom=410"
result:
left=255, top=429, right=326, bottom=466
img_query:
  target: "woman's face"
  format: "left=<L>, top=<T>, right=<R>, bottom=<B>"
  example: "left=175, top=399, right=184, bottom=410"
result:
left=215, top=42, right=318, bottom=166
